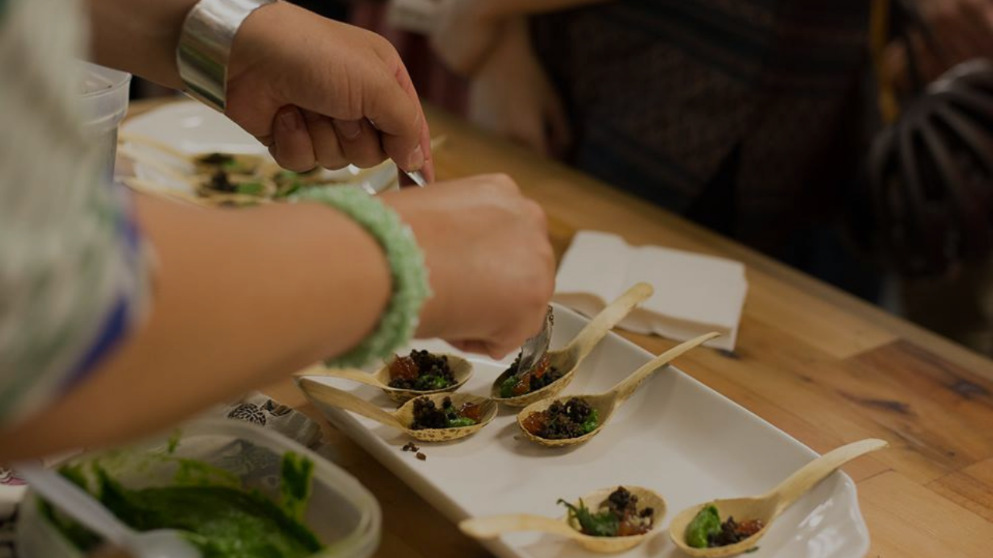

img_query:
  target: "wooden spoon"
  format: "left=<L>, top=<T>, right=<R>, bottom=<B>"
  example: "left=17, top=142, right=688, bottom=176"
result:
left=460, top=486, right=666, bottom=554
left=298, top=353, right=472, bottom=404
left=667, top=438, right=888, bottom=557
left=298, top=378, right=496, bottom=442
left=517, top=331, right=720, bottom=447
left=492, top=282, right=654, bottom=407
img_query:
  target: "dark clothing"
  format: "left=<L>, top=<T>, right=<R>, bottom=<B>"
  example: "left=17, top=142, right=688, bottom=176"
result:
left=532, top=0, right=871, bottom=255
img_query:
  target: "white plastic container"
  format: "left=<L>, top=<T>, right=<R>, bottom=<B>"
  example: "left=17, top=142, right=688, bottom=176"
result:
left=17, top=418, right=381, bottom=558
left=77, top=62, right=131, bottom=181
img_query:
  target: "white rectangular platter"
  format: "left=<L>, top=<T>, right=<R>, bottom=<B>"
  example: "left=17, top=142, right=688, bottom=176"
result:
left=303, top=304, right=869, bottom=558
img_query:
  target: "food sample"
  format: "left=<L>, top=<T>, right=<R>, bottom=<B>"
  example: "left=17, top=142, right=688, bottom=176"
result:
left=685, top=504, right=764, bottom=548
left=193, top=152, right=335, bottom=202
left=559, top=486, right=655, bottom=537
left=43, top=453, right=323, bottom=558
left=410, top=396, right=483, bottom=430
left=498, top=353, right=564, bottom=398
left=388, top=350, right=456, bottom=391
left=521, top=397, right=599, bottom=440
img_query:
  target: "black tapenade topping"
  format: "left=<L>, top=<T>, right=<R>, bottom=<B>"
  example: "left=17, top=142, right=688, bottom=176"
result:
left=388, top=350, right=455, bottom=391
left=521, top=397, right=599, bottom=440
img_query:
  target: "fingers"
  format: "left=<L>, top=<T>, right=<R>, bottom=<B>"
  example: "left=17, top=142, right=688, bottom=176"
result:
left=544, top=89, right=573, bottom=159
left=447, top=339, right=521, bottom=361
left=269, top=106, right=316, bottom=172
left=302, top=110, right=348, bottom=170
left=509, top=121, right=551, bottom=156
left=960, top=0, right=993, bottom=59
left=377, top=57, right=434, bottom=180
left=447, top=340, right=506, bottom=359
left=333, top=119, right=388, bottom=168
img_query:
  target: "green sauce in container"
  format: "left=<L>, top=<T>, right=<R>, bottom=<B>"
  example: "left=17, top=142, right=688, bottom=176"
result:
left=42, top=452, right=323, bottom=558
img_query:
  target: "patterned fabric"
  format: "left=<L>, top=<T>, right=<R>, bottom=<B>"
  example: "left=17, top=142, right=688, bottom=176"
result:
left=532, top=0, right=870, bottom=251
left=0, top=0, right=151, bottom=425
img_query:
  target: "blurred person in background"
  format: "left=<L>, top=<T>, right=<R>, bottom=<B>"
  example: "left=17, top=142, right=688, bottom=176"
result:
left=425, top=0, right=993, bottom=351
left=430, top=0, right=878, bottom=300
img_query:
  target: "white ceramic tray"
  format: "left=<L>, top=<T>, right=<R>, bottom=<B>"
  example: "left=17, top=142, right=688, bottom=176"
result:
left=303, top=305, right=869, bottom=557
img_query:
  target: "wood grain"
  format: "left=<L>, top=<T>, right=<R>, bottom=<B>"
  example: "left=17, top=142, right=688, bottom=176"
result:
left=127, top=100, right=993, bottom=557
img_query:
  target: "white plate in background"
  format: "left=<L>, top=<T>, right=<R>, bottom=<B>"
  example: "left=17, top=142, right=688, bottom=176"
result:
left=303, top=304, right=870, bottom=558
left=121, top=100, right=397, bottom=196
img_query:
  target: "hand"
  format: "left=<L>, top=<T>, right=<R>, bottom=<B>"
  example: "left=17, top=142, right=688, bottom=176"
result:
left=884, top=0, right=993, bottom=89
left=468, top=19, right=572, bottom=157
left=380, top=175, right=556, bottom=359
left=225, top=2, right=434, bottom=180
left=430, top=0, right=503, bottom=75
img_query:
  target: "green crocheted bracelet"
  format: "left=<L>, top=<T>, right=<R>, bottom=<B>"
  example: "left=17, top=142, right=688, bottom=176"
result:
left=290, top=186, right=431, bottom=368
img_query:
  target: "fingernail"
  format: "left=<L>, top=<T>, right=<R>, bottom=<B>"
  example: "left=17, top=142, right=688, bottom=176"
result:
left=334, top=120, right=362, bottom=140
left=406, top=145, right=424, bottom=171
left=279, top=109, right=302, bottom=131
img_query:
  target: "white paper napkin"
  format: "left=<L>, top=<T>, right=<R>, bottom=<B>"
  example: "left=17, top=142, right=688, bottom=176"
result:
left=554, top=230, right=747, bottom=351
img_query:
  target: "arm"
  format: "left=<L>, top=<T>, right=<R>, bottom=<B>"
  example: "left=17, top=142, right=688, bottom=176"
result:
left=472, top=0, right=612, bottom=18
left=0, top=194, right=391, bottom=460
left=88, top=0, right=434, bottom=179
left=87, top=0, right=195, bottom=89
left=0, top=176, right=554, bottom=461
left=883, top=0, right=993, bottom=92
left=431, top=0, right=614, bottom=75
left=467, top=18, right=572, bottom=156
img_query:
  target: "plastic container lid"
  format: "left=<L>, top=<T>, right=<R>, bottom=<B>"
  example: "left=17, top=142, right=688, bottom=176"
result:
left=76, top=61, right=131, bottom=137
left=17, top=417, right=382, bottom=558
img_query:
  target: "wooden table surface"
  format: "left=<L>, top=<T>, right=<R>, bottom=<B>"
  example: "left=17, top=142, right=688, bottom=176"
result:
left=130, top=99, right=993, bottom=557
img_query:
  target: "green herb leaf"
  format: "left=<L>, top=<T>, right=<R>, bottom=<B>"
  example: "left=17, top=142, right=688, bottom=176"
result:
left=276, top=181, right=304, bottom=199
left=499, top=375, right=521, bottom=398
left=558, top=498, right=619, bottom=537
left=414, top=374, right=451, bottom=391
left=235, top=181, right=265, bottom=196
left=685, top=504, right=721, bottom=548
left=447, top=417, right=477, bottom=428
left=581, top=408, right=600, bottom=433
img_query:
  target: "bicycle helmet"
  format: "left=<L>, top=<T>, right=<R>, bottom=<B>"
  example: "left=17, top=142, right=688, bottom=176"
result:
left=867, top=59, right=993, bottom=277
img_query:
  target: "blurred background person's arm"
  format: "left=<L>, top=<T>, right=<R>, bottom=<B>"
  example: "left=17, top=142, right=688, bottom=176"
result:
left=427, top=1, right=616, bottom=157
left=467, top=18, right=572, bottom=157
left=883, top=0, right=993, bottom=91
left=430, top=0, right=613, bottom=76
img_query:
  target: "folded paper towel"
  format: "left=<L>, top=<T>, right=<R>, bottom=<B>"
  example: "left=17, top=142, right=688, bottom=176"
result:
left=554, top=231, right=747, bottom=351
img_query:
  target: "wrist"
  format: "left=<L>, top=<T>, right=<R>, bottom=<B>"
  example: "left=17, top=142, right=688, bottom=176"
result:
left=292, top=188, right=432, bottom=367
left=176, top=0, right=279, bottom=110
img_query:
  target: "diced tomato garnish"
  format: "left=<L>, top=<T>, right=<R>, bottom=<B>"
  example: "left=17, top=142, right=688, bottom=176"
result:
left=520, top=411, right=547, bottom=435
left=388, top=355, right=419, bottom=381
left=459, top=402, right=483, bottom=422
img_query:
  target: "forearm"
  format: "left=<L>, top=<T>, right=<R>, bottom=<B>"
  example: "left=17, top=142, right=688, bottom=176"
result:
left=475, top=0, right=613, bottom=19
left=87, top=0, right=201, bottom=87
left=0, top=194, right=390, bottom=460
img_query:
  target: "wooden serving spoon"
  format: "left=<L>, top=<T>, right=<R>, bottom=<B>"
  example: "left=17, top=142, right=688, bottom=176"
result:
left=667, top=438, right=888, bottom=557
left=298, top=378, right=496, bottom=442
left=298, top=353, right=472, bottom=404
left=517, top=331, right=720, bottom=447
left=492, top=282, right=655, bottom=407
left=460, top=486, right=666, bottom=554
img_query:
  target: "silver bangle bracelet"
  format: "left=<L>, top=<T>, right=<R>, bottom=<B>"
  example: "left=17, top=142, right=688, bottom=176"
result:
left=177, top=0, right=276, bottom=111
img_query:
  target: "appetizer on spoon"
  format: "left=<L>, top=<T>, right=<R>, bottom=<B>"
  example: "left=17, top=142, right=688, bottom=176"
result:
left=492, top=283, right=654, bottom=407
left=298, top=378, right=496, bottom=442
left=460, top=486, right=665, bottom=554
left=668, top=438, right=888, bottom=556
left=299, top=350, right=472, bottom=403
left=517, top=331, right=720, bottom=447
